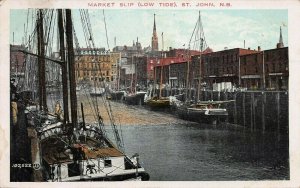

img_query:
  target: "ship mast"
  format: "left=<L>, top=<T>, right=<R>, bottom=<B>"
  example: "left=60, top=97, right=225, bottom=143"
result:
left=197, top=11, right=204, bottom=102
left=65, top=9, right=78, bottom=128
left=58, top=9, right=69, bottom=124
left=37, top=10, right=47, bottom=111
left=159, top=32, right=164, bottom=98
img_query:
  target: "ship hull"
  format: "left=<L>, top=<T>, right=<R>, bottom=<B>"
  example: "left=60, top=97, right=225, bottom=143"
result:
left=124, top=93, right=146, bottom=105
left=146, top=98, right=170, bottom=109
left=176, top=106, right=228, bottom=124
left=110, top=91, right=125, bottom=100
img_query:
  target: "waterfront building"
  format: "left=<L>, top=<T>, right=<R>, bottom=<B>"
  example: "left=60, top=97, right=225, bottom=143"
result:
left=240, top=27, right=288, bottom=90
left=154, top=45, right=288, bottom=91
left=75, top=48, right=121, bottom=86
left=10, top=45, right=27, bottom=78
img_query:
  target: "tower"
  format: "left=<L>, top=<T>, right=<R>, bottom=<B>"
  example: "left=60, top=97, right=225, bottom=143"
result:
left=151, top=14, right=158, bottom=51
left=276, top=26, right=284, bottom=48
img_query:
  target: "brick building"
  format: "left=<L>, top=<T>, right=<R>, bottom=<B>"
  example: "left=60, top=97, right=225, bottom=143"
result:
left=135, top=56, right=148, bottom=88
left=153, top=45, right=288, bottom=91
left=198, top=48, right=258, bottom=89
left=10, top=45, right=27, bottom=78
left=75, top=48, right=121, bottom=85
left=240, top=47, right=288, bottom=90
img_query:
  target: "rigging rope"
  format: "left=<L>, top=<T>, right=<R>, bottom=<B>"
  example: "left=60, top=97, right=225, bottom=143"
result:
left=102, top=10, right=110, bottom=50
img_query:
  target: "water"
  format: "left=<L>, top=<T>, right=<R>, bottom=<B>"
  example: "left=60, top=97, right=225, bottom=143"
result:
left=108, top=123, right=289, bottom=181
left=45, top=93, right=289, bottom=181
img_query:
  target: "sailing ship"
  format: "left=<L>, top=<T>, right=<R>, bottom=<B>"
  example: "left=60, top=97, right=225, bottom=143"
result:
left=174, top=11, right=232, bottom=124
left=145, top=32, right=170, bottom=109
left=108, top=53, right=126, bottom=100
left=11, top=9, right=149, bottom=181
left=176, top=100, right=231, bottom=124
left=124, top=55, right=147, bottom=105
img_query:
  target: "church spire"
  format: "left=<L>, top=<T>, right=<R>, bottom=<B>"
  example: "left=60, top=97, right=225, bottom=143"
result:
left=279, top=26, right=283, bottom=44
left=153, top=14, right=156, bottom=32
left=277, top=26, right=284, bottom=48
left=151, top=13, right=158, bottom=51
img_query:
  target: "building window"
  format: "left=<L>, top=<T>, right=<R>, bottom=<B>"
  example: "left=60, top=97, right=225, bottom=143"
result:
left=104, top=160, right=112, bottom=168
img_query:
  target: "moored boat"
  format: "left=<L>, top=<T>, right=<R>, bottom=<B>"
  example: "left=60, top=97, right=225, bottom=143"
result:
left=124, top=91, right=147, bottom=105
left=176, top=101, right=230, bottom=124
left=146, top=96, right=170, bottom=108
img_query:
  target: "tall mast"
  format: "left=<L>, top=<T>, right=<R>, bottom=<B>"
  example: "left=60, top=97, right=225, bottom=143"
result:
left=134, top=56, right=137, bottom=94
left=185, top=46, right=190, bottom=103
left=117, top=52, right=121, bottom=91
left=58, top=9, right=69, bottom=124
left=159, top=32, right=164, bottom=98
left=196, top=11, right=204, bottom=102
left=130, top=55, right=134, bottom=94
left=65, top=9, right=78, bottom=128
left=37, top=9, right=47, bottom=111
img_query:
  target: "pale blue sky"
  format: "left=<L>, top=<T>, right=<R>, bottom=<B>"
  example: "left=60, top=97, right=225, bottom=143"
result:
left=10, top=9, right=288, bottom=52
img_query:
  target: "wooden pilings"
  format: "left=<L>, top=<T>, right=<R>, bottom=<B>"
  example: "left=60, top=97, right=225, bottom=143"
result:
left=159, top=88, right=288, bottom=134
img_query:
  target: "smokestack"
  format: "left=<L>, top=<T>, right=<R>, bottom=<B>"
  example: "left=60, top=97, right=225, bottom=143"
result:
left=248, top=47, right=250, bottom=50
left=258, top=46, right=261, bottom=51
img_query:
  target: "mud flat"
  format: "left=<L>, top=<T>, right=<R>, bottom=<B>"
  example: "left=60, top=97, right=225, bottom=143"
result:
left=77, top=96, right=192, bottom=126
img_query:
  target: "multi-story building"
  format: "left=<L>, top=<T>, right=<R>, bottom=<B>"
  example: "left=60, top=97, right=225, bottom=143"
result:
left=240, top=27, right=288, bottom=90
left=112, top=39, right=143, bottom=58
left=240, top=47, right=288, bottom=90
left=197, top=48, right=258, bottom=89
left=10, top=45, right=27, bottom=78
left=75, top=48, right=121, bottom=86
left=154, top=44, right=288, bottom=91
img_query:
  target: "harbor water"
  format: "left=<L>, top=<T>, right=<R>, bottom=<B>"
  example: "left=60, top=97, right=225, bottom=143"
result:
left=107, top=123, right=289, bottom=181
left=46, top=94, right=289, bottom=181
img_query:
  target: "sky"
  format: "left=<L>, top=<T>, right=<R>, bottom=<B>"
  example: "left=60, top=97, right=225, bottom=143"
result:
left=10, top=9, right=288, bottom=52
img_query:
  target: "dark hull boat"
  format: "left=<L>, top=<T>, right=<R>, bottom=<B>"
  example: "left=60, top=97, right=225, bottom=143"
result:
left=176, top=105, right=228, bottom=124
left=109, top=91, right=125, bottom=101
left=124, top=92, right=147, bottom=105
left=145, top=97, right=170, bottom=109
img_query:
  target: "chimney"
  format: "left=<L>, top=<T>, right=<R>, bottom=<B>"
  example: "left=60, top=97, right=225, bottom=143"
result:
left=258, top=46, right=261, bottom=51
left=248, top=47, right=250, bottom=50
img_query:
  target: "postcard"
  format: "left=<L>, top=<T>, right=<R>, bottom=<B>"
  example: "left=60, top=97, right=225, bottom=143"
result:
left=1, top=0, right=300, bottom=187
